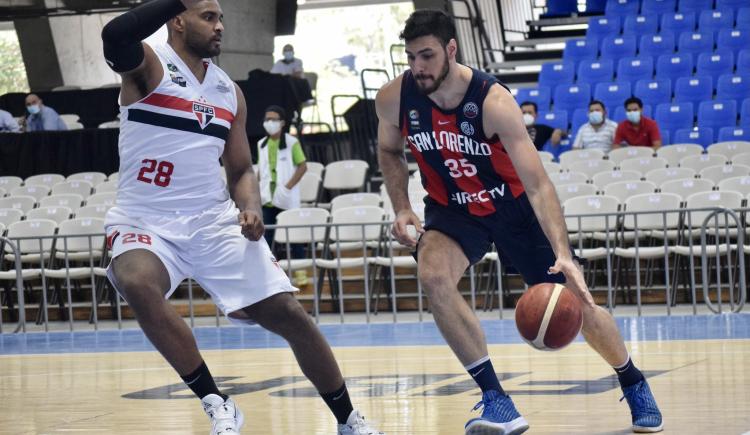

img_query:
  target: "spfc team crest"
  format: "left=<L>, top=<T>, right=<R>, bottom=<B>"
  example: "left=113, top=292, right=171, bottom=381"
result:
left=193, top=102, right=215, bottom=129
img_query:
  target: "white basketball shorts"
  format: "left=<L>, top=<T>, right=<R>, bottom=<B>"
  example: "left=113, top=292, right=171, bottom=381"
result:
left=104, top=200, right=297, bottom=321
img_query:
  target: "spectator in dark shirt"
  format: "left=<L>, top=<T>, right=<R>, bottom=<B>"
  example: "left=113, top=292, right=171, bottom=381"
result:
left=614, top=96, right=662, bottom=150
left=520, top=101, right=563, bottom=150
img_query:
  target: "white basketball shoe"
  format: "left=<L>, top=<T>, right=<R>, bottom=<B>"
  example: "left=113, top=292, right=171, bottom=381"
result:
left=337, top=410, right=384, bottom=435
left=201, top=394, right=244, bottom=435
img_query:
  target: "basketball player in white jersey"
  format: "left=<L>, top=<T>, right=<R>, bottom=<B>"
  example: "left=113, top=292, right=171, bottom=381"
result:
left=101, top=1, right=383, bottom=434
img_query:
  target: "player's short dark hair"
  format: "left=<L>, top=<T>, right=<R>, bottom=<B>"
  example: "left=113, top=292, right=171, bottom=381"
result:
left=265, top=105, right=286, bottom=120
left=399, top=9, right=456, bottom=47
left=519, top=101, right=538, bottom=113
left=624, top=96, right=643, bottom=109
left=589, top=100, right=606, bottom=111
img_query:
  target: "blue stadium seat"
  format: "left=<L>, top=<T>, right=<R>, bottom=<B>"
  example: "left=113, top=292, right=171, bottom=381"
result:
left=639, top=33, right=676, bottom=59
left=635, top=78, right=673, bottom=107
left=678, top=32, right=715, bottom=59
left=516, top=87, right=552, bottom=111
left=741, top=98, right=750, bottom=127
left=662, top=130, right=671, bottom=144
left=717, top=29, right=750, bottom=57
left=737, top=49, right=750, bottom=75
left=696, top=50, right=735, bottom=79
left=605, top=0, right=640, bottom=16
left=655, top=102, right=694, bottom=133
left=716, top=0, right=747, bottom=9
left=571, top=108, right=589, bottom=137
left=595, top=82, right=633, bottom=110
left=698, top=9, right=735, bottom=36
left=661, top=12, right=696, bottom=35
left=539, top=62, right=576, bottom=88
left=641, top=0, right=676, bottom=15
left=538, top=110, right=569, bottom=131
left=617, top=57, right=654, bottom=83
left=587, top=16, right=621, bottom=39
left=698, top=100, right=738, bottom=139
left=553, top=83, right=592, bottom=113
left=674, top=75, right=714, bottom=106
left=673, top=127, right=715, bottom=147
left=737, top=8, right=750, bottom=29
left=718, top=126, right=750, bottom=142
left=656, top=54, right=694, bottom=87
left=716, top=74, right=750, bottom=103
left=601, top=34, right=638, bottom=60
left=577, top=59, right=615, bottom=87
left=545, top=0, right=579, bottom=16
left=678, top=0, right=713, bottom=14
left=614, top=104, right=653, bottom=121
left=623, top=15, right=659, bottom=35
left=586, top=0, right=608, bottom=14
left=563, top=39, right=599, bottom=66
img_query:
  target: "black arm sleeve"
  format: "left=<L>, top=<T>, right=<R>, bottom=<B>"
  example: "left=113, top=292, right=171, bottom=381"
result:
left=101, top=0, right=187, bottom=73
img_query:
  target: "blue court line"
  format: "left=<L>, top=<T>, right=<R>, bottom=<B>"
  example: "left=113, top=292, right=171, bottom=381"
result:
left=1, top=313, right=749, bottom=356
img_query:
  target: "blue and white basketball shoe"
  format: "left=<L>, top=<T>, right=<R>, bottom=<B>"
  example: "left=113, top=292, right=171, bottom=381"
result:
left=464, top=390, right=529, bottom=435
left=621, top=379, right=663, bottom=433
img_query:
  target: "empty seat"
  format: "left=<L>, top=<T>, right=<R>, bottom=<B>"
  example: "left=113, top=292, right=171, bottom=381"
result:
left=655, top=53, right=694, bottom=86
left=605, top=0, right=640, bottom=16
left=539, top=62, right=576, bottom=88
left=330, top=193, right=381, bottom=213
left=0, top=208, right=24, bottom=227
left=678, top=0, right=713, bottom=13
left=75, top=204, right=110, bottom=219
left=587, top=16, right=622, bottom=39
left=563, top=39, right=598, bottom=66
left=26, top=206, right=73, bottom=225
left=305, top=162, right=325, bottom=178
left=25, top=173, right=64, bottom=189
left=559, top=148, right=607, bottom=167
left=538, top=110, right=569, bottom=131
left=0, top=176, right=23, bottom=191
left=738, top=49, right=750, bottom=75
left=567, top=159, right=616, bottom=179
left=741, top=98, right=750, bottom=126
left=641, top=0, right=676, bottom=15
left=655, top=103, right=695, bottom=135
left=680, top=153, right=729, bottom=172
left=635, top=79, right=673, bottom=108
left=673, top=127, right=715, bottom=148
left=617, top=57, right=654, bottom=83
left=674, top=76, right=713, bottom=106
left=716, top=75, right=750, bottom=103
left=591, top=169, right=642, bottom=189
left=94, top=180, right=118, bottom=193
left=717, top=175, right=750, bottom=196
left=738, top=7, right=750, bottom=29
left=0, top=196, right=36, bottom=214
left=661, top=12, right=696, bottom=35
left=577, top=60, right=614, bottom=88
left=640, top=33, right=677, bottom=60
left=698, top=100, right=738, bottom=140
left=50, top=180, right=93, bottom=198
left=623, top=14, right=659, bottom=34
left=549, top=171, right=589, bottom=186
left=10, top=185, right=50, bottom=201
left=696, top=50, right=734, bottom=79
left=86, top=192, right=117, bottom=207
left=645, top=166, right=697, bottom=185
left=67, top=171, right=107, bottom=186
left=570, top=108, right=589, bottom=137
left=608, top=146, right=655, bottom=164
left=717, top=29, right=750, bottom=57
left=515, top=87, right=552, bottom=111
left=660, top=177, right=715, bottom=199
left=718, top=126, right=750, bottom=142
left=600, top=34, right=637, bottom=60
left=699, top=164, right=750, bottom=184
left=708, top=140, right=750, bottom=159
left=556, top=183, right=599, bottom=204
left=603, top=180, right=658, bottom=203
left=39, top=193, right=84, bottom=210
left=299, top=172, right=321, bottom=204
left=619, top=156, right=669, bottom=174
left=655, top=143, right=704, bottom=166
left=678, top=32, right=714, bottom=59
left=698, top=9, right=735, bottom=36
left=595, top=82, right=632, bottom=112
left=323, top=160, right=369, bottom=191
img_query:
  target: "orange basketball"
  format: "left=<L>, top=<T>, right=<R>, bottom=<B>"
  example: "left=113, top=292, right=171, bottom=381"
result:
left=515, top=283, right=583, bottom=351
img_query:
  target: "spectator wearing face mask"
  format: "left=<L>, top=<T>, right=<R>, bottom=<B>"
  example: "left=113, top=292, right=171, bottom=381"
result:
left=572, top=100, right=617, bottom=152
left=614, top=96, right=661, bottom=150
left=256, top=105, right=308, bottom=276
left=520, top=101, right=563, bottom=150
left=24, top=93, right=67, bottom=132
left=270, top=44, right=304, bottom=79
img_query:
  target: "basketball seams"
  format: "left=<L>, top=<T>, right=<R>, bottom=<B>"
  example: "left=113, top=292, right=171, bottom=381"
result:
left=531, top=283, right=564, bottom=350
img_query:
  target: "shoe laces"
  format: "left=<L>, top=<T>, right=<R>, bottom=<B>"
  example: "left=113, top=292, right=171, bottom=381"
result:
left=620, top=381, right=658, bottom=416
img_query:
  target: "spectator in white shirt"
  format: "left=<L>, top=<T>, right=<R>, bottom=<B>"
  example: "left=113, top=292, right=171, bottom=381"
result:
left=270, top=44, right=304, bottom=78
left=572, top=100, right=617, bottom=152
left=0, top=108, right=20, bottom=132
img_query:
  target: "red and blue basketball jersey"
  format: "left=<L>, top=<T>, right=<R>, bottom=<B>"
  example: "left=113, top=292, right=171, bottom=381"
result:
left=399, top=68, right=524, bottom=217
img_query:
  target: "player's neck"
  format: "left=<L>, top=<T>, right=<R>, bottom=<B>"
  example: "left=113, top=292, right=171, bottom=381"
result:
left=169, top=40, right=208, bottom=83
left=427, top=63, right=472, bottom=110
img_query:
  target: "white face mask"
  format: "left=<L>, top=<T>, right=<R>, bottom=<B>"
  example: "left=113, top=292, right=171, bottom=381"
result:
left=588, top=110, right=603, bottom=125
left=522, top=113, right=535, bottom=126
left=263, top=120, right=282, bottom=135
left=283, top=51, right=294, bottom=61
left=626, top=110, right=641, bottom=124
left=27, top=104, right=40, bottom=115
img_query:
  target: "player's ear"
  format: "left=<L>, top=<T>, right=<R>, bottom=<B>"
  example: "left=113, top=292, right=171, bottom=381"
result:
left=446, top=39, right=458, bottom=59
left=171, top=14, right=186, bottom=34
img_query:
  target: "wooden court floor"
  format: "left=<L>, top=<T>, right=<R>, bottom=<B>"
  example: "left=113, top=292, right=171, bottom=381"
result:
left=1, top=315, right=749, bottom=434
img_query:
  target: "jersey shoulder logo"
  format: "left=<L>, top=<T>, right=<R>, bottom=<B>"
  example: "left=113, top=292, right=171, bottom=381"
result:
left=463, top=102, right=479, bottom=119
left=192, top=101, right=215, bottom=129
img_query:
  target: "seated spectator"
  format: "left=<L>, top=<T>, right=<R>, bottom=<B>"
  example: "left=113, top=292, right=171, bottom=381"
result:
left=572, top=100, right=617, bottom=152
left=614, top=96, right=661, bottom=149
left=520, top=101, right=563, bottom=150
left=270, top=44, right=304, bottom=79
left=24, top=94, right=67, bottom=132
left=0, top=108, right=20, bottom=132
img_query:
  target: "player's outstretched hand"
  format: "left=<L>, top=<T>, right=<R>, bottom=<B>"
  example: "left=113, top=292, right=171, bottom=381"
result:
left=392, top=209, right=424, bottom=248
left=548, top=258, right=596, bottom=308
left=238, top=210, right=264, bottom=241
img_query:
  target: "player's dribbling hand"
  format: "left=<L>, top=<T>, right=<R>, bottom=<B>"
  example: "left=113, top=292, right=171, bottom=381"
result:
left=392, top=209, right=425, bottom=248
left=238, top=210, right=264, bottom=241
left=548, top=258, right=596, bottom=308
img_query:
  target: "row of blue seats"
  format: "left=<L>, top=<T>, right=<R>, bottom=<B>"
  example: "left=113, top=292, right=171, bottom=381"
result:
left=603, top=0, right=745, bottom=16
left=589, top=8, right=750, bottom=38
left=564, top=31, right=749, bottom=65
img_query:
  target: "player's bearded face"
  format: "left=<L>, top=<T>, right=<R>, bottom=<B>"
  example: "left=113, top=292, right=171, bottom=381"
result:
left=414, top=47, right=450, bottom=95
left=183, top=8, right=223, bottom=58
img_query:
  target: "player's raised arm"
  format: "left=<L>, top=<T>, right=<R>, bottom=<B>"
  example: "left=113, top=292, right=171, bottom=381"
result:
left=222, top=83, right=264, bottom=241
left=101, top=0, right=198, bottom=103
left=376, top=77, right=423, bottom=247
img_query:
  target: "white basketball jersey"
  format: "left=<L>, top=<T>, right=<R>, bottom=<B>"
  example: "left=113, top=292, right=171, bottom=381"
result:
left=115, top=42, right=237, bottom=215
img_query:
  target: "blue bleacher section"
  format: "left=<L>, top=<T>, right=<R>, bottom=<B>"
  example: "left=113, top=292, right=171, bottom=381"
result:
left=698, top=9, right=734, bottom=35
left=539, top=62, right=576, bottom=89
left=605, top=0, right=640, bottom=16
left=564, top=39, right=599, bottom=66
left=554, top=83, right=592, bottom=113
left=655, top=102, right=693, bottom=136
left=617, top=57, right=653, bottom=83
left=679, top=0, right=714, bottom=14
left=640, top=33, right=676, bottom=59
left=656, top=54, right=693, bottom=87
left=515, top=87, right=552, bottom=111
left=595, top=82, right=632, bottom=111
left=674, top=75, right=712, bottom=107
left=718, top=126, right=750, bottom=142
left=623, top=15, right=658, bottom=34
left=587, top=16, right=622, bottom=40
left=741, top=99, right=750, bottom=127
left=635, top=78, right=672, bottom=107
left=716, top=75, right=750, bottom=103
left=738, top=8, right=750, bottom=29
left=577, top=59, right=615, bottom=88
left=678, top=32, right=713, bottom=58
left=641, top=0, right=676, bottom=15
left=661, top=12, right=696, bottom=35
left=600, top=34, right=638, bottom=60
left=538, top=111, right=569, bottom=131
left=698, top=100, right=737, bottom=140
left=717, top=29, right=750, bottom=57
left=674, top=127, right=714, bottom=147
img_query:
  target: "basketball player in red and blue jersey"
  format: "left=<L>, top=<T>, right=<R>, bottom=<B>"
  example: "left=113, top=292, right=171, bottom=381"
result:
left=101, top=1, right=382, bottom=434
left=376, top=10, right=662, bottom=434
